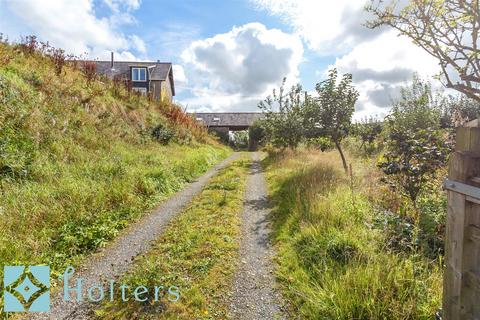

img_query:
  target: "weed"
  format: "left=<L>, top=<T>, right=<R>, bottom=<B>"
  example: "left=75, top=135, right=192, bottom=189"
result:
left=82, top=60, right=97, bottom=84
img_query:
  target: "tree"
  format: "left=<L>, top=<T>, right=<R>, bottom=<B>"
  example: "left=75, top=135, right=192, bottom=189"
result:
left=304, top=69, right=359, bottom=173
left=258, top=79, right=304, bottom=149
left=378, top=77, right=451, bottom=205
left=366, top=0, right=480, bottom=102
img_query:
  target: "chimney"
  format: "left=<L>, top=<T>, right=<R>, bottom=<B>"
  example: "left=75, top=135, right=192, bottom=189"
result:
left=110, top=52, right=114, bottom=69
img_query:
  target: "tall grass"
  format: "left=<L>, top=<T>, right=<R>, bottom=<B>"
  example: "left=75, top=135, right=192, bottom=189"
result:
left=263, top=150, right=442, bottom=319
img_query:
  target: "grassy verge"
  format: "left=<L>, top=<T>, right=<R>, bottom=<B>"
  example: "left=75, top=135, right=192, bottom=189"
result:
left=0, top=143, right=229, bottom=273
left=263, top=149, right=442, bottom=319
left=95, top=156, right=251, bottom=319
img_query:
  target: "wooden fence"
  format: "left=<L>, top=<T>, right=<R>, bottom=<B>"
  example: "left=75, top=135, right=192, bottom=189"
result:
left=443, top=119, right=480, bottom=319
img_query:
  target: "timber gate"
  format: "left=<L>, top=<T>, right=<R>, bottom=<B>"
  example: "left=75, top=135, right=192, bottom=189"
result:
left=443, top=119, right=480, bottom=319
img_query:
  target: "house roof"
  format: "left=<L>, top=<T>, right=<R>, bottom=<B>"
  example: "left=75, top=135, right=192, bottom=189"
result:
left=190, top=112, right=265, bottom=128
left=95, top=61, right=175, bottom=95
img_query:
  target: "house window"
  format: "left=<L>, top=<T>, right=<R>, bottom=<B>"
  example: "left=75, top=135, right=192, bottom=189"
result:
left=132, top=67, right=147, bottom=81
left=132, top=87, right=147, bottom=95
left=213, top=117, right=220, bottom=121
left=196, top=118, right=204, bottom=121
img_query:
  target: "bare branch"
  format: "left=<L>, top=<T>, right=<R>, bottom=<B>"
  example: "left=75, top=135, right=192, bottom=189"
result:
left=366, top=0, right=480, bottom=102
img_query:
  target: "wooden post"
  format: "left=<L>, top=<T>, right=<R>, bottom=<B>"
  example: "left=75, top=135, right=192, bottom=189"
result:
left=443, top=119, right=480, bottom=320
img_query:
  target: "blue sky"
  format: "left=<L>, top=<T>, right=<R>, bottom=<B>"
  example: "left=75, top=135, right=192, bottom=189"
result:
left=0, top=0, right=439, bottom=118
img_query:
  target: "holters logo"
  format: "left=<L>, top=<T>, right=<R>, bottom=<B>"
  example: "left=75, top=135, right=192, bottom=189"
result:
left=2, top=265, right=180, bottom=313
left=3, top=266, right=50, bottom=312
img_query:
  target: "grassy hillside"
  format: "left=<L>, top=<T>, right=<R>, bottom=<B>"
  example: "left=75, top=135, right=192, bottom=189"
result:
left=0, top=38, right=229, bottom=284
left=263, top=149, right=442, bottom=319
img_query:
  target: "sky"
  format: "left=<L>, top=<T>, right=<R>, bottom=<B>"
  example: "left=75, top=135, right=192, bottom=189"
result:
left=0, top=0, right=441, bottom=119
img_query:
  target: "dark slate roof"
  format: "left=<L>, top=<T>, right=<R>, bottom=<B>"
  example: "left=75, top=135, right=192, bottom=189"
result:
left=190, top=113, right=265, bottom=127
left=95, top=61, right=175, bottom=95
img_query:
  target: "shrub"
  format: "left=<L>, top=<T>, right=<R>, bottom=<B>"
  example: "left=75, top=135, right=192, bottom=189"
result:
left=373, top=209, right=416, bottom=253
left=378, top=76, right=451, bottom=206
left=20, top=35, right=38, bottom=54
left=151, top=123, right=176, bottom=145
left=248, top=120, right=266, bottom=149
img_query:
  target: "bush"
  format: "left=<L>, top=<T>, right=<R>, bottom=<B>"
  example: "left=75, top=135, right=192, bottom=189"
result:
left=378, top=76, right=451, bottom=205
left=151, top=123, right=176, bottom=145
left=248, top=120, right=266, bottom=149
left=373, top=209, right=416, bottom=253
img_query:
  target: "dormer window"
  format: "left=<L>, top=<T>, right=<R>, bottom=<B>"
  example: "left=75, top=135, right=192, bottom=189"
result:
left=132, top=67, right=147, bottom=82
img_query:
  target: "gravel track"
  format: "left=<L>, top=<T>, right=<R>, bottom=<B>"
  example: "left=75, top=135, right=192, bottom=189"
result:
left=230, top=152, right=285, bottom=320
left=26, top=153, right=240, bottom=320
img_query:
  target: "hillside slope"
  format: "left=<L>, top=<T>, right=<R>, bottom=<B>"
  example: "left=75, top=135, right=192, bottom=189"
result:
left=0, top=40, right=229, bottom=281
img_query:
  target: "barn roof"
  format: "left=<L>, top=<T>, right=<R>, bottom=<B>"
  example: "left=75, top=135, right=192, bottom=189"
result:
left=190, top=112, right=264, bottom=127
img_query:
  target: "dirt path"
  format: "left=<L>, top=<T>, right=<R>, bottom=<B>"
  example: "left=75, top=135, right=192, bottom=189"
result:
left=230, top=153, right=285, bottom=320
left=27, top=153, right=240, bottom=320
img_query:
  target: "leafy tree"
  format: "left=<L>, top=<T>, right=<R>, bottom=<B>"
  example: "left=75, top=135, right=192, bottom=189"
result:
left=366, top=0, right=480, bottom=102
left=378, top=77, right=451, bottom=206
left=258, top=79, right=304, bottom=149
left=304, top=69, right=359, bottom=173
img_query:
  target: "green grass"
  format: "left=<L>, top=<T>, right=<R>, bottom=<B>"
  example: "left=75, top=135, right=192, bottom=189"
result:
left=263, top=150, right=442, bottom=320
left=0, top=40, right=230, bottom=316
left=0, top=143, right=228, bottom=271
left=95, top=156, right=251, bottom=319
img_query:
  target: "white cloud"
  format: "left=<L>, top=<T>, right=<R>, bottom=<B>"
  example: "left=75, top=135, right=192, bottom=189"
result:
left=180, top=22, right=303, bottom=111
left=253, top=0, right=379, bottom=54
left=333, top=30, right=440, bottom=119
left=2, top=0, right=145, bottom=60
left=129, top=35, right=146, bottom=54
left=172, top=64, right=187, bottom=85
left=253, top=0, right=441, bottom=117
left=103, top=0, right=141, bottom=12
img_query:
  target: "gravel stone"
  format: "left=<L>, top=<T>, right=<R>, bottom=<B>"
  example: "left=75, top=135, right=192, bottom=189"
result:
left=230, top=153, right=285, bottom=320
